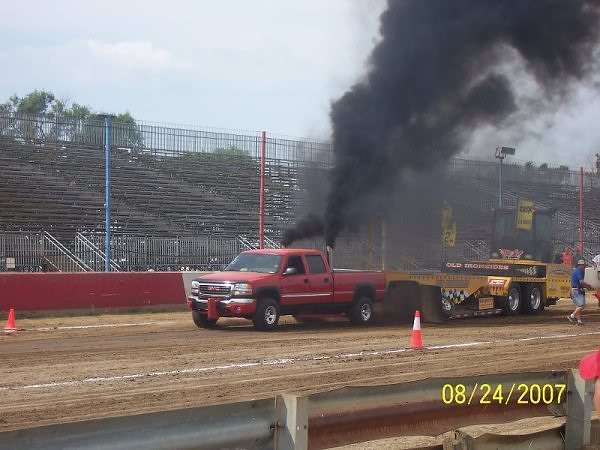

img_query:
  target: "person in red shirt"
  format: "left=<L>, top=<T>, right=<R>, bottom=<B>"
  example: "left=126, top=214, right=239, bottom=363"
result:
left=562, top=247, right=574, bottom=267
left=579, top=350, right=600, bottom=412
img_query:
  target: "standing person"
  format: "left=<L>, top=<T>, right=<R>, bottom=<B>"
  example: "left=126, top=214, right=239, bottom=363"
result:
left=596, top=153, right=600, bottom=177
left=562, top=246, right=573, bottom=266
left=568, top=259, right=593, bottom=325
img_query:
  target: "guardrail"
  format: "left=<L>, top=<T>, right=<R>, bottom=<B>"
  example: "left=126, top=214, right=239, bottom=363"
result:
left=0, top=369, right=594, bottom=450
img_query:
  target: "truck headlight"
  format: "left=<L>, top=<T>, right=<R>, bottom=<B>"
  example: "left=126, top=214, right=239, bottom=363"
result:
left=191, top=280, right=200, bottom=289
left=232, top=283, right=253, bottom=297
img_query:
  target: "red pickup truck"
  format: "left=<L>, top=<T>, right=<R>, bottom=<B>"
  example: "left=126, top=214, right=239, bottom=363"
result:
left=187, top=248, right=386, bottom=330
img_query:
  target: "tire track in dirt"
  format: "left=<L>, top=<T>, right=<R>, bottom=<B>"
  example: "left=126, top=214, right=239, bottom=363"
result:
left=1, top=303, right=599, bottom=431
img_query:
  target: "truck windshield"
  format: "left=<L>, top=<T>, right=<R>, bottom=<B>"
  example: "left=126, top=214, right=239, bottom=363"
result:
left=224, top=253, right=282, bottom=273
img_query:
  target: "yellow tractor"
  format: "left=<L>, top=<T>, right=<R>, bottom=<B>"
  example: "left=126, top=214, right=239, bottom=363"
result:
left=382, top=205, right=572, bottom=323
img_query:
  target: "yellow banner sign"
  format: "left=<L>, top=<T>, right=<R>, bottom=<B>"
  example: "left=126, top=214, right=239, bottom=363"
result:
left=442, top=222, right=456, bottom=248
left=517, top=200, right=534, bottom=231
left=441, top=204, right=456, bottom=247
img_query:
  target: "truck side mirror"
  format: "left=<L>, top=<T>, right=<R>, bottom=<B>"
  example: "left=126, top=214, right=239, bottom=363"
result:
left=284, top=267, right=298, bottom=276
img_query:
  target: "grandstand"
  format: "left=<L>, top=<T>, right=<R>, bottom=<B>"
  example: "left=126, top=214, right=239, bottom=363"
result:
left=1, top=112, right=600, bottom=272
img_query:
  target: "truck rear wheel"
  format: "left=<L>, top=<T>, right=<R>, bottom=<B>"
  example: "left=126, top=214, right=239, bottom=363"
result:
left=253, top=298, right=280, bottom=331
left=350, top=296, right=374, bottom=325
left=497, top=284, right=522, bottom=315
left=523, top=284, right=545, bottom=314
left=192, top=310, right=217, bottom=329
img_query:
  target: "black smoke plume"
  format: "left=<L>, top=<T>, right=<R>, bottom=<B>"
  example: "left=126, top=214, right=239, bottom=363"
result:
left=283, top=0, right=600, bottom=248
left=281, top=213, right=323, bottom=247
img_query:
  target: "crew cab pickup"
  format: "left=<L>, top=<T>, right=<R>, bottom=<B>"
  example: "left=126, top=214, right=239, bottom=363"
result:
left=187, top=248, right=386, bottom=330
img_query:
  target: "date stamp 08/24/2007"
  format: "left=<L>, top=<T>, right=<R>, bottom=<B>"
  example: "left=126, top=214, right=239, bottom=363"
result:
left=441, top=383, right=567, bottom=406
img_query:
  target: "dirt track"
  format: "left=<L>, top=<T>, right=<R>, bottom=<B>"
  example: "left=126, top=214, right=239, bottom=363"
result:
left=1, top=300, right=600, bottom=433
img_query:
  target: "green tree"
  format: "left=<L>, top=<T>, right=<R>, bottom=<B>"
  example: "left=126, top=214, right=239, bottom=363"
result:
left=112, top=112, right=144, bottom=149
left=16, top=90, right=56, bottom=115
left=0, top=95, right=19, bottom=115
left=0, top=90, right=144, bottom=149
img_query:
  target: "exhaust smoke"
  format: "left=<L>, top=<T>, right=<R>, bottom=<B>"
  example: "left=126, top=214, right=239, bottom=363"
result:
left=284, top=0, right=600, bottom=248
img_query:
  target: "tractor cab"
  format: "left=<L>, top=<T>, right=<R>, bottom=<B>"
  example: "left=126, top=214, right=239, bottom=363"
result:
left=489, top=205, right=554, bottom=263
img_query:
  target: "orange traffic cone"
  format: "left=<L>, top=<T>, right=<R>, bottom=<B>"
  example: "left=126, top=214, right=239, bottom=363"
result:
left=409, top=310, right=423, bottom=350
left=4, top=308, right=16, bottom=333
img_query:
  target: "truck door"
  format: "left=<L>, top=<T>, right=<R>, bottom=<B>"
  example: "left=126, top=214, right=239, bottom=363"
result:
left=305, top=254, right=334, bottom=303
left=279, top=254, right=309, bottom=306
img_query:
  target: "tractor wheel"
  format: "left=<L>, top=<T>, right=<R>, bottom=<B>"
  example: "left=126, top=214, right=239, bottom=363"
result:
left=498, top=284, right=522, bottom=315
left=523, top=284, right=545, bottom=314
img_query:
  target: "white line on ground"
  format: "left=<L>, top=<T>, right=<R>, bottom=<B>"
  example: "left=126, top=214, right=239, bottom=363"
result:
left=2, top=330, right=599, bottom=391
left=31, top=322, right=174, bottom=331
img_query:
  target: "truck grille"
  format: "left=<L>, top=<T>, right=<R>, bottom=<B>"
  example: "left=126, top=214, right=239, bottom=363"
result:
left=197, top=283, right=232, bottom=299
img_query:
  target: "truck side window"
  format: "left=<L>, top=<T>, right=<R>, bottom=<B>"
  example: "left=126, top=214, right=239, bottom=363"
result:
left=306, top=255, right=326, bottom=274
left=286, top=255, right=306, bottom=275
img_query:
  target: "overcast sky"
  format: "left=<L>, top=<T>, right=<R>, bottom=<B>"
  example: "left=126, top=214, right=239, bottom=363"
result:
left=0, top=0, right=384, bottom=138
left=1, top=0, right=599, bottom=168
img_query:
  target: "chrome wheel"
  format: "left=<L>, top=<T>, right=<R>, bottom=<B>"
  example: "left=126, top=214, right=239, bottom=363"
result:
left=529, top=288, right=541, bottom=310
left=265, top=305, right=277, bottom=325
left=508, top=287, right=521, bottom=312
left=442, top=297, right=453, bottom=312
left=360, top=303, right=372, bottom=321
left=523, top=285, right=544, bottom=314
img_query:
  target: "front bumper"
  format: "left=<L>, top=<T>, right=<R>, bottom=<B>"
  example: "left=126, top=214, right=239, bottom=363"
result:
left=187, top=296, right=256, bottom=319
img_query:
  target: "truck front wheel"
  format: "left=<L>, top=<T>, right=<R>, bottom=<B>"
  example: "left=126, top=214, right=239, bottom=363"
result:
left=253, top=298, right=280, bottom=331
left=350, top=296, right=374, bottom=325
left=192, top=310, right=217, bottom=329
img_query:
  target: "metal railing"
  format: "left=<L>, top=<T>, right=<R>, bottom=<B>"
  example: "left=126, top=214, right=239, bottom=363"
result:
left=0, top=369, right=592, bottom=450
left=0, top=231, right=44, bottom=271
left=42, top=232, right=91, bottom=272
left=74, top=233, right=121, bottom=272
left=264, top=236, right=282, bottom=249
left=237, top=235, right=282, bottom=250
left=238, top=235, right=256, bottom=250
left=0, top=112, right=333, bottom=165
left=0, top=232, right=242, bottom=272
left=3, top=112, right=600, bottom=184
left=79, top=233, right=240, bottom=271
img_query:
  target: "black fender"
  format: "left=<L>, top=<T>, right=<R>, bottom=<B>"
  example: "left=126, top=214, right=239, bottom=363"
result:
left=353, top=283, right=376, bottom=302
left=255, top=286, right=281, bottom=302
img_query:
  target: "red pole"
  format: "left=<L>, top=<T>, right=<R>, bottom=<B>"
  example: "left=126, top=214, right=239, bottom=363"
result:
left=579, top=166, right=584, bottom=256
left=259, top=131, right=266, bottom=249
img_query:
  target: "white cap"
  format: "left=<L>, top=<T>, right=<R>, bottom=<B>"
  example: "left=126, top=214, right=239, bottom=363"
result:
left=577, top=259, right=586, bottom=265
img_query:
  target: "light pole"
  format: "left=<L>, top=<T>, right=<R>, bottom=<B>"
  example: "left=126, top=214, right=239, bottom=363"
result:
left=104, top=115, right=112, bottom=272
left=495, top=146, right=516, bottom=208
